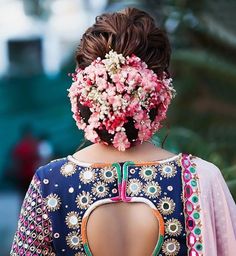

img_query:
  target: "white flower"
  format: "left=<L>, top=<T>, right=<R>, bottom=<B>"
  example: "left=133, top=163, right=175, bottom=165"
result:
left=102, top=49, right=126, bottom=76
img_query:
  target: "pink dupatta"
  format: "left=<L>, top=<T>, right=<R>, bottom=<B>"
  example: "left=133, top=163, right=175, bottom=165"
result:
left=194, top=157, right=236, bottom=255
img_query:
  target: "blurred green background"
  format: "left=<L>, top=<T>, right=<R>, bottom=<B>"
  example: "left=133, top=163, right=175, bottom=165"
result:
left=0, top=0, right=236, bottom=254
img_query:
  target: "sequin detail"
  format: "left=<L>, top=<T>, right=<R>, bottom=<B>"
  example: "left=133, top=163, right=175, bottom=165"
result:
left=45, top=193, right=61, bottom=212
left=157, top=196, right=175, bottom=215
left=76, top=191, right=93, bottom=209
left=10, top=175, right=54, bottom=255
left=99, top=167, right=117, bottom=183
left=162, top=238, right=180, bottom=256
left=127, top=178, right=143, bottom=196
left=60, top=162, right=77, bottom=177
left=159, top=163, right=177, bottom=178
left=66, top=231, right=82, bottom=250
left=139, top=166, right=157, bottom=181
left=92, top=181, right=109, bottom=198
left=65, top=211, right=81, bottom=229
left=144, top=181, right=161, bottom=198
left=165, top=218, right=183, bottom=236
left=79, top=167, right=96, bottom=184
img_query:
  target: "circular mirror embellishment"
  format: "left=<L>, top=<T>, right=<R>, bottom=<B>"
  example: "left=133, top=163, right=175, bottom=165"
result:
left=79, top=167, right=96, bottom=184
left=60, top=162, right=77, bottom=177
left=76, top=191, right=92, bottom=210
left=181, top=154, right=203, bottom=255
left=157, top=196, right=175, bottom=215
left=144, top=181, right=161, bottom=198
left=165, top=218, right=183, bottom=236
left=100, top=167, right=117, bottom=183
left=139, top=166, right=157, bottom=181
left=127, top=179, right=143, bottom=196
left=65, top=211, right=81, bottom=229
left=45, top=193, right=61, bottom=212
left=92, top=181, right=109, bottom=198
left=162, top=238, right=180, bottom=256
left=159, top=163, right=177, bottom=178
left=66, top=231, right=82, bottom=250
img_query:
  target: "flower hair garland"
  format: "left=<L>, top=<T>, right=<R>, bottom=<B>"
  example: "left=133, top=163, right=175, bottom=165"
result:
left=68, top=49, right=176, bottom=151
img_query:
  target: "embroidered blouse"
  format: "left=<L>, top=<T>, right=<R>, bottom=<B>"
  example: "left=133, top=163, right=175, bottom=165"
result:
left=10, top=153, right=236, bottom=256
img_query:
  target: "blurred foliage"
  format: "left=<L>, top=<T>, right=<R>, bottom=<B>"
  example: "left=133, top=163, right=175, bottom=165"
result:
left=148, top=0, right=236, bottom=200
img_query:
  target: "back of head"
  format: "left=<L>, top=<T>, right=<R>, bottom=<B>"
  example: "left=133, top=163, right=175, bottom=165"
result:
left=76, top=7, right=171, bottom=77
left=68, top=7, right=175, bottom=151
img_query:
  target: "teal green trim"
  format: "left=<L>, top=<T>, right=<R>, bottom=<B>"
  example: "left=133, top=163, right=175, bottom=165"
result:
left=123, top=161, right=134, bottom=181
left=83, top=243, right=92, bottom=256
left=112, top=163, right=122, bottom=184
left=152, top=235, right=164, bottom=256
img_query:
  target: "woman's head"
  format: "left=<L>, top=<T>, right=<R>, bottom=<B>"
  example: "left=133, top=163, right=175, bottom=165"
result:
left=68, top=7, right=175, bottom=151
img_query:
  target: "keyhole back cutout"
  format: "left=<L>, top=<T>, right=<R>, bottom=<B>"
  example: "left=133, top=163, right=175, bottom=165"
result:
left=86, top=202, right=160, bottom=256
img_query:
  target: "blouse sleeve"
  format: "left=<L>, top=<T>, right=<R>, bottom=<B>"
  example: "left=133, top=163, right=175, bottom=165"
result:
left=10, top=174, right=55, bottom=255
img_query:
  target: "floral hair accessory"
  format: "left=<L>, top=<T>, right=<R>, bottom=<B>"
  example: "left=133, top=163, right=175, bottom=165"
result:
left=68, top=49, right=176, bottom=151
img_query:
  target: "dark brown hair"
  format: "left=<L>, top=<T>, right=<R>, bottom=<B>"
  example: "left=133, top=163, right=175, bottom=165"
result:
left=75, top=7, right=171, bottom=146
left=76, top=7, right=171, bottom=77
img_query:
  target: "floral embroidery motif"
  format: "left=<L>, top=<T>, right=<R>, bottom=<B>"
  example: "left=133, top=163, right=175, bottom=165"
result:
left=60, top=162, right=77, bottom=177
left=45, top=193, right=61, bottom=212
left=99, top=167, right=117, bottom=183
left=159, top=163, right=177, bottom=178
left=79, top=167, right=96, bottom=184
left=144, top=181, right=161, bottom=198
left=165, top=218, right=183, bottom=237
left=157, top=196, right=175, bottom=215
left=139, top=166, right=157, bottom=181
left=127, top=178, right=143, bottom=196
left=66, top=231, right=82, bottom=250
left=65, top=211, right=81, bottom=229
left=181, top=154, right=203, bottom=256
left=76, top=191, right=93, bottom=209
left=162, top=238, right=180, bottom=256
left=92, top=181, right=109, bottom=198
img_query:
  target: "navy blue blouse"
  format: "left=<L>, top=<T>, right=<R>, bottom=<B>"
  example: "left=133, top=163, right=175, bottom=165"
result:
left=11, top=153, right=204, bottom=256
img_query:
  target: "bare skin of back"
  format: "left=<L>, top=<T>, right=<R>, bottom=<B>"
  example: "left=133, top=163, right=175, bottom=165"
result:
left=87, top=202, right=159, bottom=256
left=73, top=141, right=177, bottom=256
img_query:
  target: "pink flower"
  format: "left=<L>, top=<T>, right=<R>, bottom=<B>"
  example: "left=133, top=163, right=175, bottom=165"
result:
left=133, top=110, right=149, bottom=124
left=115, top=82, right=125, bottom=93
left=84, top=126, right=99, bottom=143
left=101, top=91, right=108, bottom=101
left=138, top=124, right=152, bottom=141
left=109, top=95, right=122, bottom=109
left=127, top=98, right=139, bottom=115
left=88, top=112, right=100, bottom=128
left=112, top=73, right=120, bottom=83
left=107, top=84, right=116, bottom=96
left=113, top=131, right=130, bottom=151
left=96, top=77, right=108, bottom=91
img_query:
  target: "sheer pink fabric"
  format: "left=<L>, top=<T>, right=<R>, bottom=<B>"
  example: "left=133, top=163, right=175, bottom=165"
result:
left=193, top=157, right=236, bottom=255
